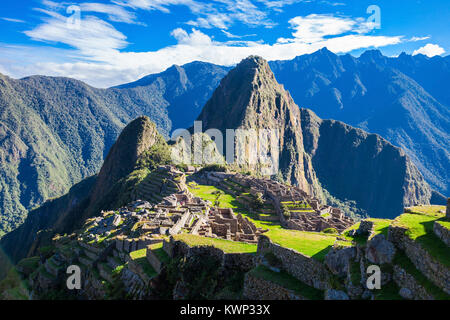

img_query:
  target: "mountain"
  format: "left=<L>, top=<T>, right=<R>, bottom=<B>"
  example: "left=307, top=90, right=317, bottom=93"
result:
left=196, top=56, right=433, bottom=219
left=0, top=62, right=227, bottom=236
left=116, top=61, right=231, bottom=131
left=0, top=116, right=170, bottom=274
left=268, top=48, right=450, bottom=196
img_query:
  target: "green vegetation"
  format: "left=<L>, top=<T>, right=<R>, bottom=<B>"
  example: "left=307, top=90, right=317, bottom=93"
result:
left=0, top=269, right=29, bottom=300
left=373, top=281, right=403, bottom=300
left=349, top=261, right=361, bottom=285
left=197, top=164, right=227, bottom=173
left=393, top=250, right=449, bottom=300
left=393, top=205, right=449, bottom=267
left=149, top=243, right=170, bottom=264
left=173, top=234, right=257, bottom=254
left=323, top=228, right=338, bottom=234
left=129, top=249, right=158, bottom=278
left=344, top=218, right=392, bottom=244
left=188, top=182, right=338, bottom=261
left=16, top=256, right=40, bottom=275
left=249, top=265, right=323, bottom=300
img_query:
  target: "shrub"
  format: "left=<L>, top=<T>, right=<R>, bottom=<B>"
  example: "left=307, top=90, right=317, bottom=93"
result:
left=323, top=228, right=338, bottom=234
left=198, top=164, right=227, bottom=173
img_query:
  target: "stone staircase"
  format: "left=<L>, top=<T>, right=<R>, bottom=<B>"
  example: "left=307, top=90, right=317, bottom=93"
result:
left=135, top=169, right=182, bottom=203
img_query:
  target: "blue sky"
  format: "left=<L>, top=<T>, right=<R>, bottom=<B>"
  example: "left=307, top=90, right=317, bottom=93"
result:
left=0, top=0, right=448, bottom=87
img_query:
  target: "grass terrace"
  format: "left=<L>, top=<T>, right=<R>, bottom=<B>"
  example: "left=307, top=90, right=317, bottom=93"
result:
left=343, top=218, right=392, bottom=245
left=393, top=205, right=449, bottom=267
left=248, top=265, right=324, bottom=300
left=393, top=250, right=449, bottom=300
left=148, top=242, right=171, bottom=264
left=129, top=249, right=158, bottom=278
left=188, top=182, right=343, bottom=260
left=173, top=234, right=257, bottom=254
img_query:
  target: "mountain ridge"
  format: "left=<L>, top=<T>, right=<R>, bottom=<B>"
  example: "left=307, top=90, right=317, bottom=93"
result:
left=195, top=55, right=434, bottom=218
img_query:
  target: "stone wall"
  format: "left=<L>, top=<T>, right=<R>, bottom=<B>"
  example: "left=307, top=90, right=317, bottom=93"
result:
left=257, top=236, right=330, bottom=290
left=392, top=265, right=434, bottom=300
left=146, top=249, right=162, bottom=274
left=166, top=237, right=255, bottom=272
left=388, top=225, right=450, bottom=294
left=433, top=221, right=450, bottom=247
left=243, top=272, right=306, bottom=300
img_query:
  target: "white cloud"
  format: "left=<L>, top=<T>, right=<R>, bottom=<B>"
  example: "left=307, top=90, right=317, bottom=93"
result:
left=113, top=0, right=204, bottom=14
left=1, top=17, right=26, bottom=23
left=409, top=36, right=430, bottom=42
left=24, top=10, right=128, bottom=57
left=413, top=43, right=445, bottom=57
left=79, top=3, right=140, bottom=24
left=187, top=14, right=232, bottom=29
left=1, top=4, right=405, bottom=88
left=3, top=26, right=402, bottom=88
left=277, top=14, right=379, bottom=44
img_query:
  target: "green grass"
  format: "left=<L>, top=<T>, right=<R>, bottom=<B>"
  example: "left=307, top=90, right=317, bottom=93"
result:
left=149, top=242, right=170, bottom=264
left=394, top=206, right=449, bottom=267
left=393, top=250, right=449, bottom=300
left=436, top=220, right=450, bottom=229
left=173, top=234, right=257, bottom=254
left=188, top=183, right=338, bottom=261
left=248, top=265, right=323, bottom=300
left=373, top=281, right=403, bottom=300
left=129, top=249, right=158, bottom=278
left=264, top=227, right=336, bottom=261
left=16, top=256, right=40, bottom=275
left=343, top=218, right=392, bottom=244
left=349, top=261, right=361, bottom=285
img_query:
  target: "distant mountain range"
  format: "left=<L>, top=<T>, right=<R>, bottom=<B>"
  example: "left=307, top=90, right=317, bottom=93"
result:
left=0, top=49, right=448, bottom=237
left=0, top=57, right=436, bottom=273
left=269, top=48, right=450, bottom=197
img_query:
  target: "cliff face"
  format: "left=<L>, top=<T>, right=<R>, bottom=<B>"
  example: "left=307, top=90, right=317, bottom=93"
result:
left=197, top=56, right=433, bottom=218
left=299, top=108, right=432, bottom=218
left=196, top=56, right=321, bottom=193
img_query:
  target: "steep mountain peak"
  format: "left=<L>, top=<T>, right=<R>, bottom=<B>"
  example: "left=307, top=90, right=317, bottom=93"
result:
left=90, top=116, right=163, bottom=200
left=314, top=47, right=336, bottom=57
left=359, top=49, right=386, bottom=64
left=196, top=55, right=317, bottom=191
left=196, top=55, right=297, bottom=132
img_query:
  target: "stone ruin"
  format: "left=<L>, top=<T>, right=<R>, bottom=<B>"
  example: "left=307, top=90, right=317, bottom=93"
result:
left=196, top=171, right=354, bottom=233
left=88, top=186, right=264, bottom=249
left=196, top=207, right=267, bottom=243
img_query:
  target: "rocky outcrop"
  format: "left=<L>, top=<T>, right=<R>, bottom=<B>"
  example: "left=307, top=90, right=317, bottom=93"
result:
left=325, top=246, right=356, bottom=277
left=324, top=289, right=349, bottom=300
left=196, top=56, right=320, bottom=192
left=393, top=265, right=434, bottom=300
left=365, top=234, right=396, bottom=265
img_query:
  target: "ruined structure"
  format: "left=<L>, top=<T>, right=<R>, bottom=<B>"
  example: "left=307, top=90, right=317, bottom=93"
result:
left=197, top=208, right=267, bottom=243
left=196, top=171, right=354, bottom=233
